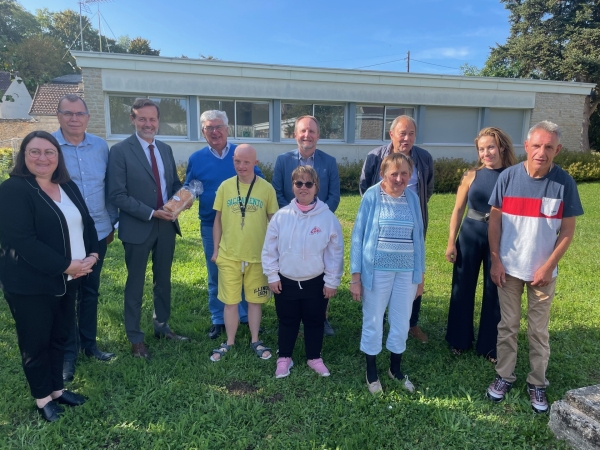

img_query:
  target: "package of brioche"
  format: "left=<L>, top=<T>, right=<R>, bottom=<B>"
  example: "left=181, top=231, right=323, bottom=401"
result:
left=163, top=180, right=203, bottom=218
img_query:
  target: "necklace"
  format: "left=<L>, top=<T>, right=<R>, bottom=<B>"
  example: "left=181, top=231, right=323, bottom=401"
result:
left=236, top=175, right=257, bottom=230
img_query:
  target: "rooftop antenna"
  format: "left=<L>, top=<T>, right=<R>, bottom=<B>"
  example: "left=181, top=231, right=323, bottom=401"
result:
left=78, top=0, right=112, bottom=51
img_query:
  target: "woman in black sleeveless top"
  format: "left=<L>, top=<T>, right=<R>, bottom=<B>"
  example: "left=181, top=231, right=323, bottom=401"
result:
left=445, top=127, right=517, bottom=361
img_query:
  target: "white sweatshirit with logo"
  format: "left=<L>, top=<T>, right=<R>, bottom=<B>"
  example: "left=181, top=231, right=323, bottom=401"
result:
left=261, top=199, right=344, bottom=289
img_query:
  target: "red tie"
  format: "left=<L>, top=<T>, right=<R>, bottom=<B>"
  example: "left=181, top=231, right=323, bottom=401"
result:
left=148, top=144, right=164, bottom=209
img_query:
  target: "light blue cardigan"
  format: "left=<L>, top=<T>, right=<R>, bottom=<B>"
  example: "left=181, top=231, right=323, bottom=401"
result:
left=350, top=182, right=425, bottom=290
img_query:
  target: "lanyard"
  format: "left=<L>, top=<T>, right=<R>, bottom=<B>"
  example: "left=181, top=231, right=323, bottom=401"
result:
left=236, top=175, right=257, bottom=229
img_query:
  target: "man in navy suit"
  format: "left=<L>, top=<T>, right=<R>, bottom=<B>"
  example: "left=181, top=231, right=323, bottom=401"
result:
left=107, top=99, right=190, bottom=359
left=272, top=115, right=341, bottom=335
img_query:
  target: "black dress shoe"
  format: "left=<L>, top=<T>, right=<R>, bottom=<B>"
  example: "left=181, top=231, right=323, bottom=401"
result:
left=62, top=360, right=75, bottom=383
left=154, top=331, right=191, bottom=342
left=54, top=390, right=87, bottom=407
left=38, top=401, right=64, bottom=422
left=208, top=324, right=224, bottom=340
left=84, top=346, right=116, bottom=361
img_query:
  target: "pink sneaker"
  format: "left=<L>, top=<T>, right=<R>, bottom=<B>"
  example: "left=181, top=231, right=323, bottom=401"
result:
left=275, top=357, right=293, bottom=378
left=307, top=358, right=330, bottom=377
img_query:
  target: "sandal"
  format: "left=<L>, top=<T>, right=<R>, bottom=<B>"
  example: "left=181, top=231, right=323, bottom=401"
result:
left=451, top=347, right=463, bottom=356
left=210, top=343, right=231, bottom=362
left=250, top=340, right=272, bottom=360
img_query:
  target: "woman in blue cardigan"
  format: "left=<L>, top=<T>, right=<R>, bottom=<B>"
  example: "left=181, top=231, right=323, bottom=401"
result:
left=350, top=153, right=425, bottom=394
left=0, top=131, right=98, bottom=422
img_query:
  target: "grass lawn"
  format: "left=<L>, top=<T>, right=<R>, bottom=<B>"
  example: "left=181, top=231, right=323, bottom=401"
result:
left=1, top=183, right=599, bottom=449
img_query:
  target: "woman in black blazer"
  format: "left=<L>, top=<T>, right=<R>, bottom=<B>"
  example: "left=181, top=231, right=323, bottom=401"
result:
left=0, top=131, right=99, bottom=422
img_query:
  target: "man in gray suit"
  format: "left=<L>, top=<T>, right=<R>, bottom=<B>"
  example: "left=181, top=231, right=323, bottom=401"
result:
left=108, top=98, right=190, bottom=359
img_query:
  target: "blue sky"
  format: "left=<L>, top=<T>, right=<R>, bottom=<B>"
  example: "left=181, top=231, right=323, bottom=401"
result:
left=19, top=0, right=511, bottom=75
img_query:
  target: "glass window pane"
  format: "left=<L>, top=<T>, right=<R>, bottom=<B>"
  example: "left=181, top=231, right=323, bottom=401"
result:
left=200, top=100, right=234, bottom=136
left=149, top=97, right=187, bottom=137
left=314, top=104, right=344, bottom=140
left=235, top=101, right=270, bottom=138
left=281, top=103, right=312, bottom=139
left=488, top=108, right=525, bottom=144
left=355, top=105, right=384, bottom=140
left=384, top=107, right=414, bottom=139
left=421, top=106, right=479, bottom=144
left=108, top=96, right=137, bottom=135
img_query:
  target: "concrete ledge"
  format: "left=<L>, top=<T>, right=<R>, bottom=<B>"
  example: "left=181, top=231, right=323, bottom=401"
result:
left=549, top=385, right=600, bottom=449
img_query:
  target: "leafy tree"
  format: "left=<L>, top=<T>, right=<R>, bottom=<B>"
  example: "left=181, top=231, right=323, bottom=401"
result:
left=9, top=35, right=73, bottom=93
left=484, top=0, right=600, bottom=150
left=0, top=0, right=40, bottom=44
left=128, top=37, right=160, bottom=56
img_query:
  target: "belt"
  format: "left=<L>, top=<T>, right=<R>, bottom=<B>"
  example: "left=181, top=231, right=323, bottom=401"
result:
left=466, top=209, right=490, bottom=223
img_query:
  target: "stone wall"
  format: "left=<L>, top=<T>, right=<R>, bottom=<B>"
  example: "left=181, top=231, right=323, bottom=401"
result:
left=531, top=93, right=587, bottom=151
left=82, top=67, right=107, bottom=138
left=0, top=116, right=58, bottom=142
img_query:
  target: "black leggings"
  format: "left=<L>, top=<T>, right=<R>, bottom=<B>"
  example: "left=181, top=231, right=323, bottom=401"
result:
left=4, top=280, right=78, bottom=399
left=275, top=274, right=327, bottom=360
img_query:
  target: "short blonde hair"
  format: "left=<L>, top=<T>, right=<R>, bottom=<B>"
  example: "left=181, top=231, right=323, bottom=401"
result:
left=291, top=165, right=320, bottom=193
left=380, top=152, right=414, bottom=178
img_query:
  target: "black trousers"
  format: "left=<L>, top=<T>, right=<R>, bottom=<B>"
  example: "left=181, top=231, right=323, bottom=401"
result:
left=275, top=274, right=327, bottom=360
left=4, top=280, right=78, bottom=399
left=64, top=237, right=108, bottom=361
left=409, top=295, right=422, bottom=328
left=445, top=219, right=500, bottom=357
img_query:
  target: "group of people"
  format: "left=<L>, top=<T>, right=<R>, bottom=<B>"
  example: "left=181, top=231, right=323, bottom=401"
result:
left=0, top=93, right=582, bottom=422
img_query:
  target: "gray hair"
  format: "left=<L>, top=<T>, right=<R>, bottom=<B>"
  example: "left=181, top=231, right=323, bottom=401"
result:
left=390, top=115, right=417, bottom=133
left=200, top=110, right=229, bottom=126
left=57, top=94, right=88, bottom=114
left=527, top=120, right=561, bottom=141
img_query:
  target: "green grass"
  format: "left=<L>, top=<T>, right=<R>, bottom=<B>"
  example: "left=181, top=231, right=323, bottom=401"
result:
left=1, top=184, right=600, bottom=449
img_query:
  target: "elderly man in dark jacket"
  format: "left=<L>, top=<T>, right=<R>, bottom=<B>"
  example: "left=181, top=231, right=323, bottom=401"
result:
left=359, top=115, right=434, bottom=342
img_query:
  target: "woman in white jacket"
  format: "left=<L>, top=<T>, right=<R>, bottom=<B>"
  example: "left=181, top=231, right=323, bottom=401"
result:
left=262, top=166, right=344, bottom=379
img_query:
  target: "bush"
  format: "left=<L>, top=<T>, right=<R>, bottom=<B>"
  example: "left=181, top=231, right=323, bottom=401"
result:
left=433, top=157, right=474, bottom=194
left=553, top=150, right=600, bottom=182
left=176, top=161, right=187, bottom=183
left=0, top=147, right=14, bottom=183
left=338, top=157, right=363, bottom=194
left=257, top=161, right=273, bottom=183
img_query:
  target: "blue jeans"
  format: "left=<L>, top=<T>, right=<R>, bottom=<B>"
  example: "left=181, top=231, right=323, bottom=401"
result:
left=200, top=223, right=248, bottom=325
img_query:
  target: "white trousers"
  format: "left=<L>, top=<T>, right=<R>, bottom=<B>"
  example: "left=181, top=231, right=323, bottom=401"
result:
left=360, top=270, right=417, bottom=355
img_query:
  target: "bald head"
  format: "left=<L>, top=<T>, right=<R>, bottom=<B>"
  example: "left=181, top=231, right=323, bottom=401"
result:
left=233, top=144, right=258, bottom=183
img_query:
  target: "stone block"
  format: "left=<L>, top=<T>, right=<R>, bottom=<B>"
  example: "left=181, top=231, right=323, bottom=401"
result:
left=549, top=384, right=600, bottom=449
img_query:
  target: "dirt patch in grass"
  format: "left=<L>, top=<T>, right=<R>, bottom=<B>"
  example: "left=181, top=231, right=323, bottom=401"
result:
left=263, top=393, right=284, bottom=404
left=226, top=380, right=258, bottom=396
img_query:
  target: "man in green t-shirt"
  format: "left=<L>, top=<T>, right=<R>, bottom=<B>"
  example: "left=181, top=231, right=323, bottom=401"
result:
left=210, top=144, right=279, bottom=362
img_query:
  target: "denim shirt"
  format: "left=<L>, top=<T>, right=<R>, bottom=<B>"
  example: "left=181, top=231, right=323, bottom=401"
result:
left=53, top=129, right=118, bottom=240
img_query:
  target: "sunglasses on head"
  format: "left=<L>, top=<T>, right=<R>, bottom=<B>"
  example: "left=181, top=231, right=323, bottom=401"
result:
left=294, top=181, right=315, bottom=189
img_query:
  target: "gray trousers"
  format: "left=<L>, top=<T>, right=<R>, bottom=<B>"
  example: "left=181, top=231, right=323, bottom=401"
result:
left=123, top=219, right=176, bottom=344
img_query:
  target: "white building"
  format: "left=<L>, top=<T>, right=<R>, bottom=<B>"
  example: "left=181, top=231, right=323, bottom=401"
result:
left=0, top=73, right=32, bottom=120
left=72, top=51, right=595, bottom=164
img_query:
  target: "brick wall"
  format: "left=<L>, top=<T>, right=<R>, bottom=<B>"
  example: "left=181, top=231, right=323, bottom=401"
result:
left=0, top=116, right=59, bottom=141
left=82, top=67, right=106, bottom=138
left=531, top=93, right=587, bottom=151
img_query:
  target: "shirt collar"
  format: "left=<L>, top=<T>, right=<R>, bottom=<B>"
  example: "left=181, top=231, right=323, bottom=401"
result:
left=136, top=133, right=156, bottom=151
left=209, top=142, right=230, bottom=157
left=56, top=128, right=89, bottom=147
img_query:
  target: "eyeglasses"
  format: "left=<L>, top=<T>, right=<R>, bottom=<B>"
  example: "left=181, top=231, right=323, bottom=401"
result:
left=58, top=110, right=89, bottom=118
left=203, top=125, right=227, bottom=133
left=27, top=149, right=58, bottom=159
left=294, top=181, right=315, bottom=189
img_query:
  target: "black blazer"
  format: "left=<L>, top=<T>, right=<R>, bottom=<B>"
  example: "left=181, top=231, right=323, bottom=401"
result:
left=0, top=176, right=99, bottom=296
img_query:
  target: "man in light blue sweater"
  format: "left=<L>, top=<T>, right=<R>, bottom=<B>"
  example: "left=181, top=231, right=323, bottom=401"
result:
left=185, top=110, right=263, bottom=339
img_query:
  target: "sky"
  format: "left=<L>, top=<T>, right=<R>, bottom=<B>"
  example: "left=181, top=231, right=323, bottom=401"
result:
left=19, top=0, right=511, bottom=75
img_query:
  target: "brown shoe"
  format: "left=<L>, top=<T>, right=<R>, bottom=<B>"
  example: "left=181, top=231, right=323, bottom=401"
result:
left=132, top=342, right=149, bottom=358
left=409, top=326, right=428, bottom=343
left=154, top=331, right=191, bottom=342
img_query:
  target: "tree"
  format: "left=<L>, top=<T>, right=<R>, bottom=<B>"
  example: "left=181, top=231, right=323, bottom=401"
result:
left=0, top=0, right=40, bottom=44
left=128, top=37, right=159, bottom=56
left=9, top=35, right=73, bottom=93
left=483, top=0, right=600, bottom=150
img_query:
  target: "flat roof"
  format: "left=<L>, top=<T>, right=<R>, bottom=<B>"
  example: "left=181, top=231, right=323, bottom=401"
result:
left=72, top=51, right=595, bottom=96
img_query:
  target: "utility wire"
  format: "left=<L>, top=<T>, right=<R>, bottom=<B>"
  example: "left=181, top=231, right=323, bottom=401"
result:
left=410, top=58, right=461, bottom=70
left=353, top=58, right=407, bottom=69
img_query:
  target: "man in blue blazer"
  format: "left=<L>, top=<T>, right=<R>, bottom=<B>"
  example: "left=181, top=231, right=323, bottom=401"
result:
left=272, top=115, right=341, bottom=335
left=107, top=99, right=189, bottom=359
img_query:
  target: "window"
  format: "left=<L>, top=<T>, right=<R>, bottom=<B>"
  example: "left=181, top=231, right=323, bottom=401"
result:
left=488, top=108, right=526, bottom=144
left=421, top=106, right=480, bottom=144
left=281, top=102, right=345, bottom=140
left=199, top=99, right=270, bottom=139
left=355, top=105, right=414, bottom=141
left=108, top=95, right=188, bottom=137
